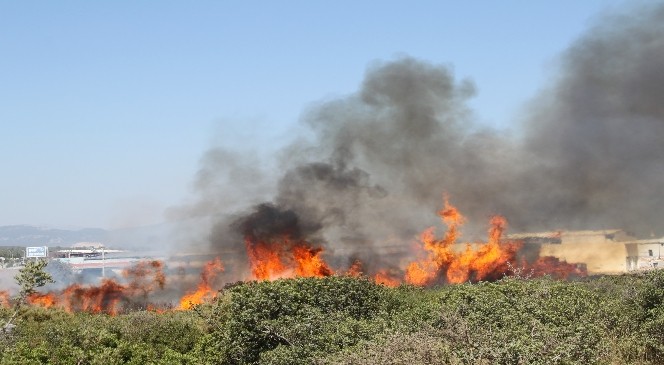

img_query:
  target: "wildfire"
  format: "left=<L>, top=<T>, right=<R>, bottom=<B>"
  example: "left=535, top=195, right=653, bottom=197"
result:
left=178, top=257, right=224, bottom=310
left=0, top=291, right=10, bottom=308
left=402, top=199, right=578, bottom=285
left=27, top=292, right=56, bottom=308
left=346, top=259, right=364, bottom=277
left=25, top=259, right=171, bottom=315
left=293, top=245, right=333, bottom=277
left=529, top=256, right=586, bottom=279
left=244, top=235, right=333, bottom=281
left=405, top=198, right=469, bottom=285
left=374, top=269, right=401, bottom=287
left=18, top=197, right=587, bottom=314
left=123, top=260, right=166, bottom=295
left=245, top=237, right=288, bottom=280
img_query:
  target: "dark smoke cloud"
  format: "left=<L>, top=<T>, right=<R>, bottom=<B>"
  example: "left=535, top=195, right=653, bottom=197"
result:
left=269, top=58, right=509, bottom=248
left=188, top=3, right=664, bottom=265
left=517, top=3, right=664, bottom=234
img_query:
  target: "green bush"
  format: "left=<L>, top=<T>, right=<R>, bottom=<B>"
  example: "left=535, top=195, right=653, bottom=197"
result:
left=198, top=276, right=392, bottom=364
left=443, top=278, right=608, bottom=364
left=4, top=273, right=664, bottom=364
left=0, top=307, right=204, bottom=365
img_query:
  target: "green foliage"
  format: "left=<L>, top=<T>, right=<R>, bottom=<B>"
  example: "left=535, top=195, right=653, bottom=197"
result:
left=0, top=247, right=24, bottom=267
left=197, top=276, right=394, bottom=364
left=3, top=273, right=664, bottom=364
left=436, top=278, right=606, bottom=364
left=14, top=260, right=54, bottom=298
left=0, top=307, right=205, bottom=364
left=317, top=328, right=456, bottom=365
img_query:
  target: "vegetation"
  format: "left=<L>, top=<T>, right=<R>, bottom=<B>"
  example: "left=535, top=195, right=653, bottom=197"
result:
left=15, top=260, right=54, bottom=298
left=2, top=272, right=664, bottom=364
left=0, top=247, right=25, bottom=268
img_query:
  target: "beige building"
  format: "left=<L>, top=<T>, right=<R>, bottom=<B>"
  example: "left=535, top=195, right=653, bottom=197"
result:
left=507, top=229, right=649, bottom=274
left=624, top=238, right=664, bottom=270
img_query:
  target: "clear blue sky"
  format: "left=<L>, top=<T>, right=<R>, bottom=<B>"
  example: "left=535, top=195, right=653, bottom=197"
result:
left=0, top=1, right=627, bottom=229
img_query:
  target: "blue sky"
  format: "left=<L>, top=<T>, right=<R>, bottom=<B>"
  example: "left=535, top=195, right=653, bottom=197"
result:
left=0, top=1, right=627, bottom=228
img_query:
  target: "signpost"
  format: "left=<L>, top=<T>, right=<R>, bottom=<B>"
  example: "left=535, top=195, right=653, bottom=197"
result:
left=26, top=246, right=48, bottom=258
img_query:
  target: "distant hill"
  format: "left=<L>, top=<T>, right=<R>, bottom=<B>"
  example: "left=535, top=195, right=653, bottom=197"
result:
left=0, top=224, right=176, bottom=250
left=0, top=225, right=109, bottom=246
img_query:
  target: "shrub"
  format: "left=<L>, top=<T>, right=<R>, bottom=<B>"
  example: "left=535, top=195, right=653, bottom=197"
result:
left=198, top=276, right=392, bottom=364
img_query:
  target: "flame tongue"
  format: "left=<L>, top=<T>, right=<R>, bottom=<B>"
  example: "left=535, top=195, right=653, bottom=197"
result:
left=245, top=237, right=288, bottom=280
left=178, top=257, right=224, bottom=310
left=293, top=245, right=333, bottom=277
left=405, top=199, right=522, bottom=285
left=27, top=292, right=57, bottom=308
left=374, top=269, right=400, bottom=287
left=244, top=234, right=333, bottom=281
left=405, top=198, right=465, bottom=285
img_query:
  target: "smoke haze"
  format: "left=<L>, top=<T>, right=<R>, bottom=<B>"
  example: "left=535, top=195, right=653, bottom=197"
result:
left=184, top=3, right=664, bottom=263
left=519, top=3, right=664, bottom=233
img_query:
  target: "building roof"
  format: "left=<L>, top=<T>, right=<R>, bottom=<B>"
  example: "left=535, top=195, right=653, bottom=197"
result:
left=507, top=229, right=623, bottom=240
left=622, top=237, right=664, bottom=245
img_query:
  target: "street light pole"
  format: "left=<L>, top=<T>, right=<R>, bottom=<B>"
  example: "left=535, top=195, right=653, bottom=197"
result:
left=102, top=246, right=105, bottom=278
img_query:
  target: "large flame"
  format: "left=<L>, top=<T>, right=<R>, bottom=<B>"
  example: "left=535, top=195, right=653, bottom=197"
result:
left=293, top=245, right=333, bottom=277
left=244, top=235, right=333, bottom=281
left=178, top=257, right=224, bottom=310
left=403, top=199, right=573, bottom=285
left=245, top=237, right=288, bottom=280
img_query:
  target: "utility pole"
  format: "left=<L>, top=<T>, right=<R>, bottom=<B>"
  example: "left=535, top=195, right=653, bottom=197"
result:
left=102, top=246, right=105, bottom=278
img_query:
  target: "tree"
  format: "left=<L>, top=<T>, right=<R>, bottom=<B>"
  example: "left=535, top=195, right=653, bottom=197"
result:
left=2, top=259, right=54, bottom=332
left=15, top=259, right=54, bottom=298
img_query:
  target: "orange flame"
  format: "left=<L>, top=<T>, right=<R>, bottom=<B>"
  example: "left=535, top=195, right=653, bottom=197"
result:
left=374, top=269, right=401, bottom=287
left=0, top=291, right=11, bottom=308
left=529, top=256, right=587, bottom=279
left=245, top=237, right=287, bottom=280
left=19, top=195, right=591, bottom=314
left=60, top=279, right=126, bottom=315
left=178, top=257, right=224, bottom=310
left=25, top=260, right=169, bottom=315
left=405, top=198, right=465, bottom=285
left=405, top=199, right=523, bottom=285
left=244, top=235, right=333, bottom=281
left=293, top=245, right=333, bottom=277
left=27, top=292, right=57, bottom=308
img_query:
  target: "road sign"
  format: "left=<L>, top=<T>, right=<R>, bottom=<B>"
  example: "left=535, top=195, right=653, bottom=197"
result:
left=26, top=246, right=48, bottom=258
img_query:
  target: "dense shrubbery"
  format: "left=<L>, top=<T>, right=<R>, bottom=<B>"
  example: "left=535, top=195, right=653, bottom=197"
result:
left=3, top=272, right=664, bottom=364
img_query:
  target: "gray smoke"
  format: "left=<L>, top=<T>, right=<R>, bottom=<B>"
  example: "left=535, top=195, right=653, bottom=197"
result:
left=516, top=3, right=664, bottom=234
left=189, top=3, right=664, bottom=268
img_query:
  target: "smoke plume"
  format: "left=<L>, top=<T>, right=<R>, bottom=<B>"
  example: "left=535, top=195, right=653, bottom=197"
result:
left=517, top=3, right=664, bottom=233
left=187, top=3, right=664, bottom=270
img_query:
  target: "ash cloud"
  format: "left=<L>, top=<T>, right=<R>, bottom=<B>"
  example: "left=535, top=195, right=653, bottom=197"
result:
left=190, top=3, right=664, bottom=263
